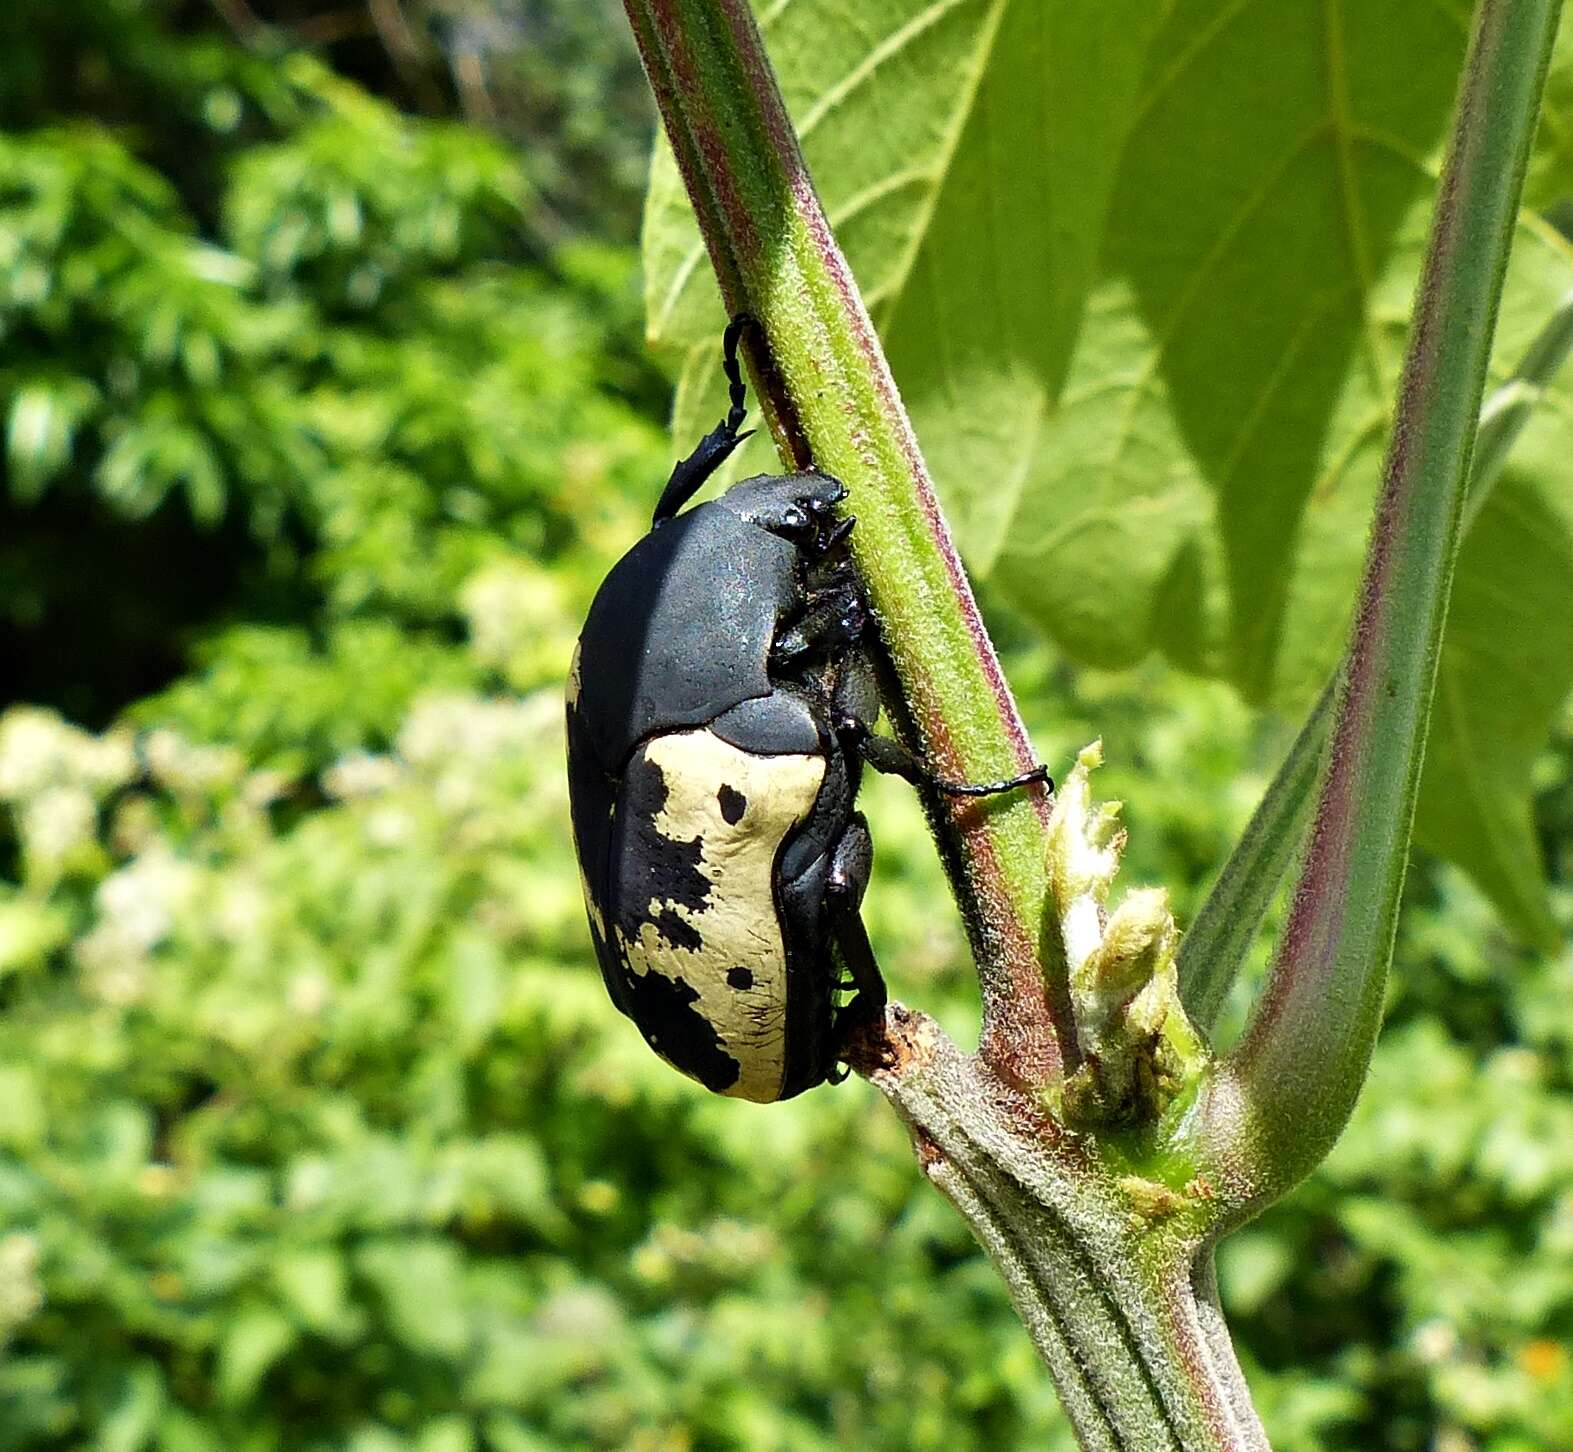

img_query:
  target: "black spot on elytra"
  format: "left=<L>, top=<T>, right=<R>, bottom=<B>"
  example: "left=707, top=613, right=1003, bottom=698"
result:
left=621, top=968, right=740, bottom=1092
left=653, top=906, right=704, bottom=953
left=613, top=748, right=712, bottom=950
left=717, top=784, right=747, bottom=824
left=727, top=966, right=754, bottom=990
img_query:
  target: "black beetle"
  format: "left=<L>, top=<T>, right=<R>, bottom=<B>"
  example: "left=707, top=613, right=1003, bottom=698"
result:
left=566, top=320, right=1051, bottom=1101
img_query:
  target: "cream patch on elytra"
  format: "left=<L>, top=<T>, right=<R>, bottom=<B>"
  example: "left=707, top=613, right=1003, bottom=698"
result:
left=615, top=728, right=824, bottom=1102
left=565, top=641, right=583, bottom=709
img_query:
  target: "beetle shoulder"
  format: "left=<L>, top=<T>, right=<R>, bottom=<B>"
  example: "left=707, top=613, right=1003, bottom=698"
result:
left=573, top=503, right=802, bottom=774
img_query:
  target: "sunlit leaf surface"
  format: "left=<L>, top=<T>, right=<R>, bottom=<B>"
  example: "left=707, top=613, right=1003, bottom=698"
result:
left=643, top=0, right=1573, bottom=943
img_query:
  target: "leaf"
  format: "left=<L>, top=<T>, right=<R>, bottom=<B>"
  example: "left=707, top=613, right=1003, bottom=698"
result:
left=991, top=0, right=1475, bottom=695
left=5, top=377, right=99, bottom=502
left=271, top=1247, right=353, bottom=1335
left=1178, top=680, right=1331, bottom=1034
left=646, top=0, right=1012, bottom=348
left=1525, top=37, right=1573, bottom=207
left=0, top=898, right=70, bottom=981
left=0, top=1063, right=46, bottom=1150
left=356, top=1238, right=471, bottom=1359
left=1371, top=211, right=1573, bottom=947
left=447, top=1135, right=560, bottom=1233
left=415, top=1418, right=476, bottom=1452
left=1416, top=443, right=1573, bottom=949
left=98, top=1362, right=165, bottom=1452
left=347, top=1429, right=412, bottom=1452
left=641, top=0, right=1573, bottom=940
left=1183, top=296, right=1573, bottom=1019
left=480, top=1417, right=556, bottom=1452
left=216, top=1305, right=295, bottom=1405
left=644, top=0, right=1170, bottom=542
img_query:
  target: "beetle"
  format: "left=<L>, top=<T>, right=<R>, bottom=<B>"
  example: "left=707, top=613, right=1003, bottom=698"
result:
left=566, top=319, right=1051, bottom=1101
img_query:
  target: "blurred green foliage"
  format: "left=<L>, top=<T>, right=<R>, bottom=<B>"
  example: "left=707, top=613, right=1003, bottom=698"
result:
left=0, top=0, right=663, bottom=735
left=0, top=5, right=1570, bottom=1451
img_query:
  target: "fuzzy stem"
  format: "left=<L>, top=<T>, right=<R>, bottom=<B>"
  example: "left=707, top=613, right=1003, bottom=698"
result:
left=1178, top=677, right=1333, bottom=1036
left=623, top=0, right=1066, bottom=1082
left=863, top=1009, right=1267, bottom=1451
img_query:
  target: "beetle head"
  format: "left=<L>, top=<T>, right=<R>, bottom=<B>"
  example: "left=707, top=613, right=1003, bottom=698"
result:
left=721, top=472, right=849, bottom=554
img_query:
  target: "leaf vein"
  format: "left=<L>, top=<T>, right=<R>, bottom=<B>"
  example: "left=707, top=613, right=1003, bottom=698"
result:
left=876, top=0, right=1011, bottom=338
left=1102, top=119, right=1331, bottom=477
left=796, top=0, right=976, bottom=140
left=1128, top=0, right=1271, bottom=131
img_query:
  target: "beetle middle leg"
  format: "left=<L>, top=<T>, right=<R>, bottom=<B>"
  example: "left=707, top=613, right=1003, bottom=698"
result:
left=838, top=714, right=1055, bottom=798
left=652, top=315, right=756, bottom=525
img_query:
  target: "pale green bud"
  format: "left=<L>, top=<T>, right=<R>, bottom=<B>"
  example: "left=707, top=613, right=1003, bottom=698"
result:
left=1045, top=745, right=1206, bottom=1129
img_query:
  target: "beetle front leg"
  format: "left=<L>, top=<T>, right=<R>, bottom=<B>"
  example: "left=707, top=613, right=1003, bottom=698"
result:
left=771, top=584, right=868, bottom=670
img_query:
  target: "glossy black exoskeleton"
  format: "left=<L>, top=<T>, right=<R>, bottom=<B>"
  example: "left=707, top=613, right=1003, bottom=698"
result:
left=567, top=320, right=1050, bottom=1100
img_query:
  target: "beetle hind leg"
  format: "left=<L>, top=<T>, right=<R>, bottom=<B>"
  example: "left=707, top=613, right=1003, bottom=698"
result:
left=652, top=315, right=756, bottom=525
left=826, top=816, right=886, bottom=1022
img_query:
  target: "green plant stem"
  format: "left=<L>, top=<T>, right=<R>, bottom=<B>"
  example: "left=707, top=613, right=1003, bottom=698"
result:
left=864, top=1009, right=1268, bottom=1452
left=1185, top=0, right=1563, bottom=1217
left=627, top=8, right=1270, bottom=1436
left=622, top=0, right=1067, bottom=1082
left=1178, top=285, right=1573, bottom=1038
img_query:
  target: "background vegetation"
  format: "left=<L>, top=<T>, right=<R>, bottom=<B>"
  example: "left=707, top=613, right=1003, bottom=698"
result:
left=0, top=3, right=1569, bottom=1449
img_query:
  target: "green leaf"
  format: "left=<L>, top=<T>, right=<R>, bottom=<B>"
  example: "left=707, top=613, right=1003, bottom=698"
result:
left=643, top=0, right=1170, bottom=539
left=271, top=1248, right=353, bottom=1335
left=994, top=1, right=1471, bottom=679
left=0, top=898, right=70, bottom=981
left=5, top=377, right=98, bottom=502
left=1188, top=0, right=1563, bottom=1212
left=347, top=1429, right=411, bottom=1452
left=1381, top=216, right=1573, bottom=947
left=1525, top=38, right=1573, bottom=206
left=415, top=1418, right=475, bottom=1452
left=480, top=1418, right=556, bottom=1452
left=1182, top=293, right=1573, bottom=1023
left=155, top=1409, right=224, bottom=1452
left=1178, top=681, right=1330, bottom=1034
left=356, top=1238, right=471, bottom=1359
left=99, top=1363, right=165, bottom=1452
left=448, top=1135, right=559, bottom=1233
left=1416, top=449, right=1573, bottom=949
left=1216, top=1232, right=1296, bottom=1317
left=0, top=1063, right=46, bottom=1150
left=1407, top=261, right=1573, bottom=948
left=642, top=0, right=1573, bottom=941
left=216, top=1305, right=295, bottom=1406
